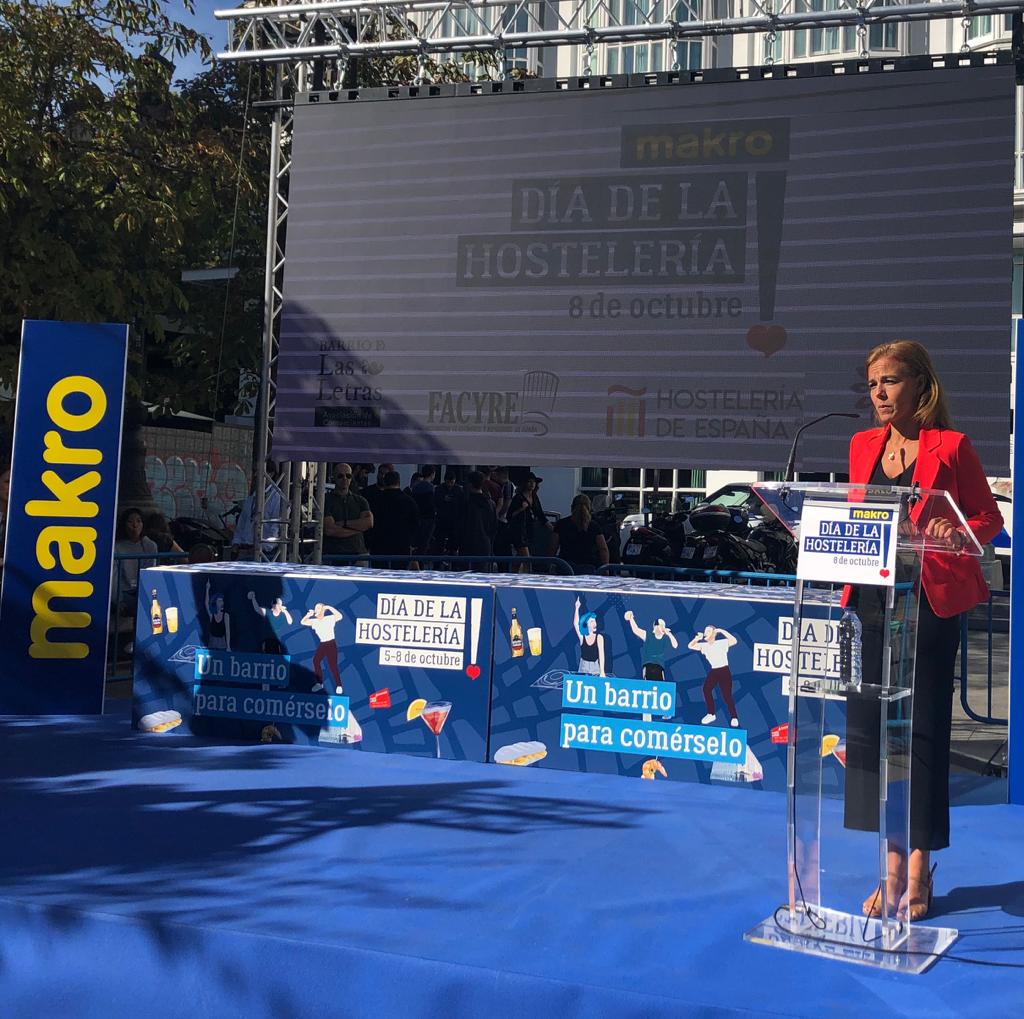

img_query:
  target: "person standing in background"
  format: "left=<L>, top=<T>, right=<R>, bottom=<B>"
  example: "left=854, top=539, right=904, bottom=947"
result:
left=367, top=470, right=419, bottom=562
left=491, top=466, right=515, bottom=560
left=351, top=463, right=373, bottom=494
left=550, top=494, right=609, bottom=575
left=323, top=463, right=373, bottom=560
left=231, top=462, right=286, bottom=559
left=481, top=467, right=503, bottom=507
left=461, top=470, right=497, bottom=563
left=361, top=463, right=394, bottom=516
left=493, top=467, right=514, bottom=524
left=432, top=469, right=466, bottom=556
left=361, top=462, right=394, bottom=553
left=410, top=466, right=437, bottom=555
left=506, top=475, right=539, bottom=570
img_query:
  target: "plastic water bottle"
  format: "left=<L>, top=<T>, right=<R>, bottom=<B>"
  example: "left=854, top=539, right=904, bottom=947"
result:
left=838, top=608, right=863, bottom=688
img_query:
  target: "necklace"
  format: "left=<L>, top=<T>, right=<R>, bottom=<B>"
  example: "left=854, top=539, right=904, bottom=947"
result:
left=887, top=436, right=918, bottom=462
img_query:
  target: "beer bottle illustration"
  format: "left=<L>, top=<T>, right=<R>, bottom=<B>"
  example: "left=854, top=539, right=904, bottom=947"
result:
left=150, top=589, right=163, bottom=635
left=510, top=607, right=524, bottom=658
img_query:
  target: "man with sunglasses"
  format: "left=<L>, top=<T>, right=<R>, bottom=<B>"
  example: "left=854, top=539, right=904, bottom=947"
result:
left=323, top=463, right=374, bottom=561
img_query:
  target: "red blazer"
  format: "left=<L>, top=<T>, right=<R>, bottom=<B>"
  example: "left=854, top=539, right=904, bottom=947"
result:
left=847, top=426, right=1003, bottom=617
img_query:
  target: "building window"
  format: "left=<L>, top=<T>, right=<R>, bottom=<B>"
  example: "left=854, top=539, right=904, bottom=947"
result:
left=791, top=0, right=900, bottom=59
left=579, top=467, right=707, bottom=517
left=503, top=4, right=547, bottom=76
left=601, top=0, right=712, bottom=74
left=967, top=13, right=1014, bottom=43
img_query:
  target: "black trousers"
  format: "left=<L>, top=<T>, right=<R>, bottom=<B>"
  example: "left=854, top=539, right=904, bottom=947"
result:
left=843, top=594, right=960, bottom=852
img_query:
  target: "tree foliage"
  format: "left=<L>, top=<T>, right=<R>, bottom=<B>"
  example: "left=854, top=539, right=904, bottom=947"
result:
left=0, top=0, right=268, bottom=418
left=0, top=0, right=509, bottom=424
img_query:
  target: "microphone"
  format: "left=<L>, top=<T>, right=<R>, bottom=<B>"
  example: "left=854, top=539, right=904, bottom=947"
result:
left=784, top=412, right=860, bottom=482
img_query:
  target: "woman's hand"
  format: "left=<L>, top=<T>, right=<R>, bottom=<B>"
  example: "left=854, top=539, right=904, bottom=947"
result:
left=924, top=516, right=967, bottom=551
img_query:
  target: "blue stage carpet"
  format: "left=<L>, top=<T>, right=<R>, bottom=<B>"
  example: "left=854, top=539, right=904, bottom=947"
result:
left=2, top=709, right=1022, bottom=1018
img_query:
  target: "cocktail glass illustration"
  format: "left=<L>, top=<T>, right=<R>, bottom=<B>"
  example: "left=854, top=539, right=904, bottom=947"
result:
left=420, top=700, right=452, bottom=759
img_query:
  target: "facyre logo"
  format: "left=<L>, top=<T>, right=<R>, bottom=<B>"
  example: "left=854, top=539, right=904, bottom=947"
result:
left=427, top=371, right=559, bottom=436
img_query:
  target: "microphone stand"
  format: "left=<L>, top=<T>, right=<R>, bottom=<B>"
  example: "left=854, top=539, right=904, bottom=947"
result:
left=783, top=412, right=861, bottom=482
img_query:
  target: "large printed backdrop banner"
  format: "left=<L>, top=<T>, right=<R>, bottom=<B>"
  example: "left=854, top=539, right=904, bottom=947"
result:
left=275, top=64, right=1013, bottom=473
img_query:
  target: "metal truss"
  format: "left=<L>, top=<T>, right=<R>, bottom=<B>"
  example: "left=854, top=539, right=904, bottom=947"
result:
left=251, top=63, right=296, bottom=563
left=216, top=0, right=1024, bottom=64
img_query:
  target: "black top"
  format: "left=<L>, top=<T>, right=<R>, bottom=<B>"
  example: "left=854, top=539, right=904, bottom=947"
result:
left=869, top=457, right=915, bottom=488
left=367, top=489, right=420, bottom=555
left=553, top=517, right=602, bottom=567
left=462, top=492, right=497, bottom=556
left=434, top=484, right=467, bottom=524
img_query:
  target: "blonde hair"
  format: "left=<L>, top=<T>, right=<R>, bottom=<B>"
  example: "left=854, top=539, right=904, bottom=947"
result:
left=865, top=340, right=953, bottom=429
left=570, top=493, right=592, bottom=531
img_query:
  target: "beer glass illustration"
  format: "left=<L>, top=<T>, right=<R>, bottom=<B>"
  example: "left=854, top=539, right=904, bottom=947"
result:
left=165, top=607, right=179, bottom=634
left=421, top=701, right=452, bottom=759
left=527, top=627, right=543, bottom=656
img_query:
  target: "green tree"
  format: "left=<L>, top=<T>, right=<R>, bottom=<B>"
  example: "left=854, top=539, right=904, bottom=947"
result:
left=0, top=0, right=268, bottom=421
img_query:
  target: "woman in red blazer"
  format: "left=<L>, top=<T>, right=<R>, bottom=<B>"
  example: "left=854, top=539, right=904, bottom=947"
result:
left=847, top=341, right=1002, bottom=923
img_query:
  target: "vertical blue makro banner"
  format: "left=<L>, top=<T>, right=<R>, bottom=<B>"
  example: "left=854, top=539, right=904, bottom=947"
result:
left=0, top=320, right=129, bottom=714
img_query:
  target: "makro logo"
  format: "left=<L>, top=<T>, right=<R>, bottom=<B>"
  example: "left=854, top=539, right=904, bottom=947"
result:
left=606, top=385, right=647, bottom=438
left=621, top=118, right=790, bottom=167
left=850, top=508, right=893, bottom=521
left=25, top=375, right=107, bottom=659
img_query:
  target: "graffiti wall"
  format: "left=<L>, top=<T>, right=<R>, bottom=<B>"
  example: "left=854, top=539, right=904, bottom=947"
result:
left=142, top=423, right=252, bottom=522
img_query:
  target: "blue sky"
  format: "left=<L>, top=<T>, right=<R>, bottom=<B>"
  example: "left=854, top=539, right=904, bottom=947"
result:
left=174, top=1, right=229, bottom=82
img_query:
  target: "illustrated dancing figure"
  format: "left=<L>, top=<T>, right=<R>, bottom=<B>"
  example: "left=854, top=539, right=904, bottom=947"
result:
left=248, top=591, right=293, bottom=654
left=688, top=625, right=739, bottom=727
left=301, top=603, right=344, bottom=693
left=573, top=597, right=605, bottom=678
left=624, top=611, right=678, bottom=721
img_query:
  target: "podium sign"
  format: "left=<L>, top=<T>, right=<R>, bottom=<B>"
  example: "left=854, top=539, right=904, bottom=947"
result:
left=744, top=481, right=979, bottom=973
left=796, top=502, right=898, bottom=587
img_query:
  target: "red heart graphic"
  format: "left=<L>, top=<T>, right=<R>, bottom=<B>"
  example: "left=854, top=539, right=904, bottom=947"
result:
left=466, top=664, right=481, bottom=680
left=879, top=569, right=890, bottom=578
left=746, top=324, right=788, bottom=358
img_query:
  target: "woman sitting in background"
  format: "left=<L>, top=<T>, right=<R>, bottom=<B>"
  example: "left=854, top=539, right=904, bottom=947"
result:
left=113, top=507, right=157, bottom=614
left=143, top=511, right=184, bottom=555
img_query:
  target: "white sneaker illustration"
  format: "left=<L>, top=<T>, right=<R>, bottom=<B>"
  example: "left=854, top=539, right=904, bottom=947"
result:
left=701, top=713, right=716, bottom=725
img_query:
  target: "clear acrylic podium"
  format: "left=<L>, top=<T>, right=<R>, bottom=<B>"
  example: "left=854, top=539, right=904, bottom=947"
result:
left=743, top=481, right=983, bottom=973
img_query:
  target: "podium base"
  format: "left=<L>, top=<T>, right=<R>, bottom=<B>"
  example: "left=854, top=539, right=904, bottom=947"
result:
left=744, top=906, right=958, bottom=974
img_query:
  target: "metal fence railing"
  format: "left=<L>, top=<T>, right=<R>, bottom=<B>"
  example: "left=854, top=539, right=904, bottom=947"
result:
left=961, top=590, right=1009, bottom=726
left=599, top=564, right=798, bottom=586
left=321, top=554, right=576, bottom=574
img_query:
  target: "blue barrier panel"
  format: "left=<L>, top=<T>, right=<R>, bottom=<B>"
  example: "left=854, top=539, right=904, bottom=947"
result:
left=0, top=320, right=128, bottom=714
left=132, top=563, right=495, bottom=760
left=487, top=574, right=845, bottom=790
